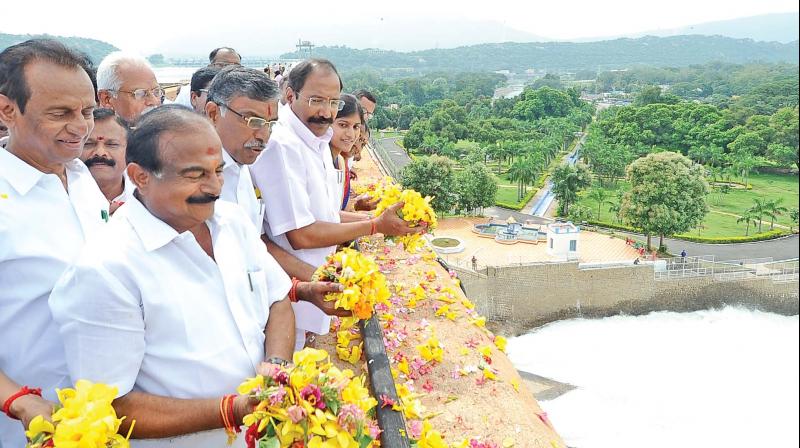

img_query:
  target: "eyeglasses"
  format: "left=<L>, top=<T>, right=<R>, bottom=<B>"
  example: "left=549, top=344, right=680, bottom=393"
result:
left=114, top=87, right=164, bottom=101
left=296, top=92, right=345, bottom=111
left=218, top=103, right=277, bottom=131
left=364, top=111, right=374, bottom=120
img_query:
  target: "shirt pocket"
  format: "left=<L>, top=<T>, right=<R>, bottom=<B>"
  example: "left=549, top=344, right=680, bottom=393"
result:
left=246, top=268, right=271, bottom=330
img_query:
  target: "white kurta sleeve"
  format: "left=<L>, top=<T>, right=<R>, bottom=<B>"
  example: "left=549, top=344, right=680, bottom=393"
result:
left=251, top=139, right=315, bottom=237
left=49, top=262, right=145, bottom=398
left=260, top=250, right=292, bottom=308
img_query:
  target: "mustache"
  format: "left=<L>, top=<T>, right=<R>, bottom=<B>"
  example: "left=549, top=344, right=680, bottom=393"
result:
left=244, top=140, right=266, bottom=150
left=84, top=156, right=116, bottom=168
left=186, top=193, right=220, bottom=204
left=307, top=116, right=333, bottom=125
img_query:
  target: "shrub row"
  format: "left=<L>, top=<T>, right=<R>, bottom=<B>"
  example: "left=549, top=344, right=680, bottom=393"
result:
left=586, top=221, right=791, bottom=244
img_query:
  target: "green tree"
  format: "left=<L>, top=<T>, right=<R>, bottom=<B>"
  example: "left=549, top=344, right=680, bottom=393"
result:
left=399, top=156, right=457, bottom=214
left=619, top=152, right=709, bottom=250
left=586, top=188, right=612, bottom=221
left=568, top=204, right=594, bottom=223
left=454, top=164, right=498, bottom=215
left=746, top=197, right=769, bottom=233
left=789, top=208, right=799, bottom=233
left=552, top=163, right=593, bottom=216
left=736, top=209, right=760, bottom=236
left=763, top=198, right=788, bottom=230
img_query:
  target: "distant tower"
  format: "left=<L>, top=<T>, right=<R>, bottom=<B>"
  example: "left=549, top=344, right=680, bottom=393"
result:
left=295, top=39, right=315, bottom=59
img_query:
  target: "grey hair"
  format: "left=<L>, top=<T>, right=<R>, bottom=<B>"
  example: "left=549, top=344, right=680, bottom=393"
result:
left=207, top=65, right=280, bottom=107
left=96, top=51, right=154, bottom=94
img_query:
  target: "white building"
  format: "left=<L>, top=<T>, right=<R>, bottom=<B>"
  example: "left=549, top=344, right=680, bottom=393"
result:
left=547, top=221, right=580, bottom=260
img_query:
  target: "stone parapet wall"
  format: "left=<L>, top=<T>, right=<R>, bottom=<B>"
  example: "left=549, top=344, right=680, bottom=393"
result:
left=452, top=262, right=799, bottom=335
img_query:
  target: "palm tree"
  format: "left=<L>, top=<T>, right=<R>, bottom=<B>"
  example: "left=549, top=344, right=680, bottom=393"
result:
left=746, top=198, right=769, bottom=234
left=586, top=188, right=612, bottom=221
left=763, top=198, right=789, bottom=230
left=507, top=160, right=527, bottom=202
left=737, top=209, right=759, bottom=236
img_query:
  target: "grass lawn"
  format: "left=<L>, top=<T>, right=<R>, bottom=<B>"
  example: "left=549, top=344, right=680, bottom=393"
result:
left=575, top=172, right=799, bottom=237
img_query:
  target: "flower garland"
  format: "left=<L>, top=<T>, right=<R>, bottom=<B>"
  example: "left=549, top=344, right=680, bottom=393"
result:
left=237, top=348, right=380, bottom=448
left=26, top=380, right=133, bottom=448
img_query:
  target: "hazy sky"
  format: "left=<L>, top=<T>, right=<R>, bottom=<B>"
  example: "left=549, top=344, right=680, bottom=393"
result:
left=2, top=0, right=797, bottom=56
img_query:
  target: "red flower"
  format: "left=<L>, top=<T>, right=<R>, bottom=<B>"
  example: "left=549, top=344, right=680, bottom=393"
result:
left=245, top=423, right=260, bottom=448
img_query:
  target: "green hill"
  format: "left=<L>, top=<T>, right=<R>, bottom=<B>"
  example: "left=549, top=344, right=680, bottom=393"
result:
left=281, top=35, right=799, bottom=73
left=0, top=33, right=118, bottom=64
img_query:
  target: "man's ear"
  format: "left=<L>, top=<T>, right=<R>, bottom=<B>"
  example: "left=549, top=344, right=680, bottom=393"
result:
left=205, top=100, right=220, bottom=122
left=285, top=87, right=296, bottom=104
left=0, top=93, right=19, bottom=128
left=127, top=163, right=151, bottom=192
left=98, top=90, right=114, bottom=109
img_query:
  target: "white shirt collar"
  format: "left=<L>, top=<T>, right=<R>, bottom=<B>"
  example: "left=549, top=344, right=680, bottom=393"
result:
left=0, top=148, right=87, bottom=196
left=282, top=104, right=333, bottom=153
left=221, top=147, right=240, bottom=173
left=123, top=194, right=227, bottom=253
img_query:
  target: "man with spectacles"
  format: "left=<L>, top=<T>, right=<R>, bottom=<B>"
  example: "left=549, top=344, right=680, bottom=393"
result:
left=205, top=66, right=277, bottom=230
left=97, top=52, right=162, bottom=123
left=207, top=65, right=350, bottom=330
left=189, top=65, right=221, bottom=114
left=353, top=89, right=377, bottom=122
left=250, top=59, right=422, bottom=349
left=209, top=47, right=242, bottom=67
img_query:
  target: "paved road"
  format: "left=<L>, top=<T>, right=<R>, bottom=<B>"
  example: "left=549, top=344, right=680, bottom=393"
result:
left=372, top=137, right=412, bottom=178
left=609, top=230, right=799, bottom=261
left=528, top=133, right=586, bottom=216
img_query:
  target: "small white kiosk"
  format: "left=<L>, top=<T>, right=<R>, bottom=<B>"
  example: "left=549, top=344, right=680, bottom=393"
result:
left=546, top=221, right=580, bottom=260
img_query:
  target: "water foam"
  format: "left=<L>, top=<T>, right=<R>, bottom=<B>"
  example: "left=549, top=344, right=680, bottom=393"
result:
left=507, top=307, right=799, bottom=448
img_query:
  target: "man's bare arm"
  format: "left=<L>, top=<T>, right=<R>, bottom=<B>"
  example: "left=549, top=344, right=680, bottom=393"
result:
left=286, top=202, right=422, bottom=250
left=264, top=298, right=295, bottom=362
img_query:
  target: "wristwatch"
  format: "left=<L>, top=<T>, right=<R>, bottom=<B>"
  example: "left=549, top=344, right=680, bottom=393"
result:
left=265, top=356, right=290, bottom=367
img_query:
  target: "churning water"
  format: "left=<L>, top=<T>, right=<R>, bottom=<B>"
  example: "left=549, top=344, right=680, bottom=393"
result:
left=507, top=307, right=799, bottom=448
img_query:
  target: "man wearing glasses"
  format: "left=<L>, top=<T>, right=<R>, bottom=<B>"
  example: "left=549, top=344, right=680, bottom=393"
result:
left=353, top=89, right=377, bottom=121
left=207, top=65, right=349, bottom=328
left=189, top=65, right=221, bottom=114
left=205, top=66, right=276, bottom=229
left=97, top=52, right=162, bottom=123
left=250, top=59, right=420, bottom=349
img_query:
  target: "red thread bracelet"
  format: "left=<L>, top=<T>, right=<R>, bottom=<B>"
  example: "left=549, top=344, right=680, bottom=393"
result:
left=370, top=219, right=377, bottom=236
left=2, top=386, right=42, bottom=420
left=289, top=278, right=301, bottom=303
left=227, top=394, right=241, bottom=433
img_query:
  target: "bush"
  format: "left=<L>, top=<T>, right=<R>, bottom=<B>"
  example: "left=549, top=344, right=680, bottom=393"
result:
left=587, top=221, right=790, bottom=243
left=674, top=229, right=790, bottom=243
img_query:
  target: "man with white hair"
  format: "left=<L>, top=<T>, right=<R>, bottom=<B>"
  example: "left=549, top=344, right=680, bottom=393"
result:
left=97, top=52, right=161, bottom=123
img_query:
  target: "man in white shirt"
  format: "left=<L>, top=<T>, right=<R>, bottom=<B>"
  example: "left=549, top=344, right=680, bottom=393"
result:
left=50, top=105, right=295, bottom=447
left=250, top=59, right=421, bottom=342
left=80, top=108, right=135, bottom=213
left=0, top=39, right=109, bottom=447
left=97, top=52, right=162, bottom=123
left=207, top=65, right=350, bottom=324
